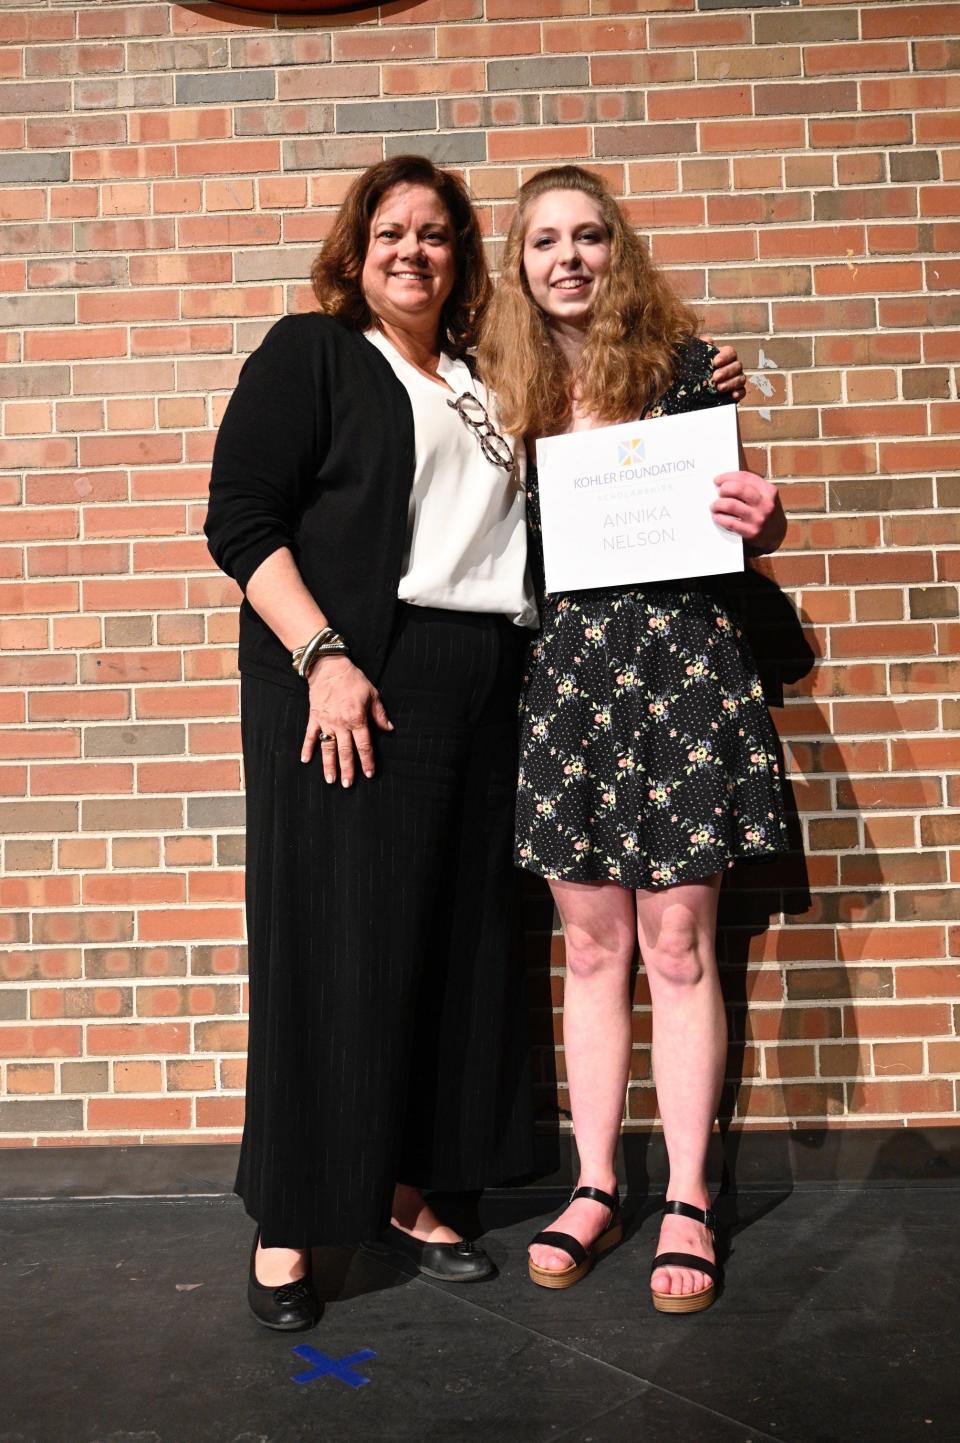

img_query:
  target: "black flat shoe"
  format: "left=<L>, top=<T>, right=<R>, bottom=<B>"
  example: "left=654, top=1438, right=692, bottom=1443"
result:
left=247, top=1229, right=319, bottom=1331
left=528, top=1184, right=623, bottom=1290
left=376, top=1224, right=495, bottom=1282
left=649, top=1199, right=722, bottom=1315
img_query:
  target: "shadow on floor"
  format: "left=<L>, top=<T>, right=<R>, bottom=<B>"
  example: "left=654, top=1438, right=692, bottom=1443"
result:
left=2, top=1178, right=958, bottom=1443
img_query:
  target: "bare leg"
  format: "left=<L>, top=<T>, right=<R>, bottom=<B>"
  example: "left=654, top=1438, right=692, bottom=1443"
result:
left=637, top=875, right=725, bottom=1298
left=390, top=1182, right=460, bottom=1244
left=255, top=1243, right=308, bottom=1286
left=529, top=878, right=636, bottom=1272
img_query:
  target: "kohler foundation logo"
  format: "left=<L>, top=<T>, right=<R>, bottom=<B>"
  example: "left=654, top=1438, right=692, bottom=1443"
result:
left=618, top=437, right=645, bottom=468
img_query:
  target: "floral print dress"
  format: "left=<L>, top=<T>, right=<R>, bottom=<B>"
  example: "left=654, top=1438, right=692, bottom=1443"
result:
left=515, top=338, right=789, bottom=890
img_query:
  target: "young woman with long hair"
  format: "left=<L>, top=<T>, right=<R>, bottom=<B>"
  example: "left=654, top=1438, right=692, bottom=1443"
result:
left=478, top=167, right=788, bottom=1314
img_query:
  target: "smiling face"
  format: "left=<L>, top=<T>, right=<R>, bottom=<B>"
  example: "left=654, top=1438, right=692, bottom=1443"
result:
left=360, top=182, right=456, bottom=335
left=521, top=188, right=612, bottom=329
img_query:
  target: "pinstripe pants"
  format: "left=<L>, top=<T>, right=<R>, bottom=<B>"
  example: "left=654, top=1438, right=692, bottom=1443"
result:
left=237, top=604, right=533, bottom=1248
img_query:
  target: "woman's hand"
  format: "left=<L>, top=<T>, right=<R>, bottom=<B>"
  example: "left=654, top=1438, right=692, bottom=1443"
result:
left=711, top=470, right=787, bottom=555
left=302, top=654, right=393, bottom=785
left=707, top=339, right=746, bottom=403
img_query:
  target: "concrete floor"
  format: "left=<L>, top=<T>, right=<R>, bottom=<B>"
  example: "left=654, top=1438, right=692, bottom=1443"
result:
left=1, top=1185, right=957, bottom=1443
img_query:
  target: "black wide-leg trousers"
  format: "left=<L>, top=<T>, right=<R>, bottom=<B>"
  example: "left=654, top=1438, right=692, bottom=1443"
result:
left=236, top=604, right=533, bottom=1248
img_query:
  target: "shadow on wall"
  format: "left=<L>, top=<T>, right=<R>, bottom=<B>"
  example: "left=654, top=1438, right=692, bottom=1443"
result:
left=720, top=568, right=895, bottom=1204
left=523, top=874, right=563, bottom=1178
left=719, top=566, right=821, bottom=1198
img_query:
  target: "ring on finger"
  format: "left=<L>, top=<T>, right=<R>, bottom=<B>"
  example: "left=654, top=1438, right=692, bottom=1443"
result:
left=319, top=732, right=335, bottom=743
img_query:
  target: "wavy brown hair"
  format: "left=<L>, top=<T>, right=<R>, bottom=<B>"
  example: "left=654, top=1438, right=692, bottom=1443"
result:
left=310, top=155, right=490, bottom=356
left=477, top=166, right=699, bottom=437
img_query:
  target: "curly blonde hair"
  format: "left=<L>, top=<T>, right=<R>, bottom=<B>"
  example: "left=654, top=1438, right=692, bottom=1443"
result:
left=477, top=166, right=698, bottom=437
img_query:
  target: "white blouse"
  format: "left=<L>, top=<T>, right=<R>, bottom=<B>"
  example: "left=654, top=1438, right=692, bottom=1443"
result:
left=364, top=328, right=537, bottom=628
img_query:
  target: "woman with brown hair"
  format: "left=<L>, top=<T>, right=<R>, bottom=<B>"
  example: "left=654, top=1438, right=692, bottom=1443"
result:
left=478, top=166, right=788, bottom=1313
left=206, top=155, right=538, bottom=1328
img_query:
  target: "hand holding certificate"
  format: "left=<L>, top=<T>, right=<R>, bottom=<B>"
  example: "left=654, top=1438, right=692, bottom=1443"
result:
left=535, top=404, right=744, bottom=594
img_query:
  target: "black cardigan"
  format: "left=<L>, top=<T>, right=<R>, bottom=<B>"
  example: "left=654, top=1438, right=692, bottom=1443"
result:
left=205, top=313, right=417, bottom=690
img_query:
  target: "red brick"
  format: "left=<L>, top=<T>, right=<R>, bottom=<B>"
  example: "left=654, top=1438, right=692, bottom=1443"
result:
left=821, top=403, right=927, bottom=439
left=6, top=1063, right=57, bottom=1094
left=649, top=12, right=749, bottom=48
left=194, top=1021, right=248, bottom=1053
left=0, top=1025, right=82, bottom=1058
left=136, top=760, right=240, bottom=794
left=488, top=128, right=591, bottom=163
left=76, top=434, right=181, bottom=468
left=863, top=4, right=958, bottom=39
left=914, top=39, right=960, bottom=71
left=0, top=437, right=76, bottom=470
left=130, top=324, right=232, bottom=357
left=848, top=1079, right=953, bottom=1114
left=176, top=140, right=280, bottom=178
left=543, top=19, right=646, bottom=52
left=920, top=184, right=960, bottom=219
left=917, top=113, right=960, bottom=144
left=700, top=118, right=805, bottom=153
left=895, top=965, right=960, bottom=999
left=806, top=41, right=909, bottom=77
left=814, top=261, right=923, bottom=297
left=77, top=291, right=179, bottom=325
left=88, top=1098, right=191, bottom=1130
left=928, top=1041, right=960, bottom=1072
left=177, top=214, right=281, bottom=249
left=86, top=1023, right=189, bottom=1057
left=24, top=329, right=128, bottom=363
left=864, top=77, right=960, bottom=113
left=82, top=578, right=185, bottom=613
left=83, top=874, right=185, bottom=907
left=648, top=84, right=751, bottom=122
left=0, top=188, right=44, bottom=223
left=129, top=254, right=232, bottom=286
left=74, top=146, right=174, bottom=181
left=333, top=28, right=434, bottom=62
left=592, top=52, right=692, bottom=88
left=487, top=0, right=586, bottom=14
left=137, top=909, right=244, bottom=943
left=889, top=660, right=960, bottom=694
left=436, top=22, right=539, bottom=58
left=196, top=1096, right=246, bottom=1129
left=879, top=440, right=960, bottom=473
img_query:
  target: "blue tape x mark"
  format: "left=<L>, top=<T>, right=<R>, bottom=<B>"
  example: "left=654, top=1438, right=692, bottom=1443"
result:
left=290, top=1345, right=377, bottom=1388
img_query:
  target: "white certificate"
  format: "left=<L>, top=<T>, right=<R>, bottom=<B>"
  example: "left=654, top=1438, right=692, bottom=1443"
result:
left=536, top=404, right=744, bottom=593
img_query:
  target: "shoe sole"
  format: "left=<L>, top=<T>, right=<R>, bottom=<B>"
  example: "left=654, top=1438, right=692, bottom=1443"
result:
left=651, top=1283, right=716, bottom=1314
left=249, top=1309, right=319, bottom=1331
left=528, top=1221, right=623, bottom=1291
left=416, top=1263, right=496, bottom=1283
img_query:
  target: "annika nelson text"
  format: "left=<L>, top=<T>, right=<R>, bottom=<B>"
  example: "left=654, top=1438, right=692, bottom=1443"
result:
left=570, top=460, right=693, bottom=552
left=599, top=505, right=676, bottom=550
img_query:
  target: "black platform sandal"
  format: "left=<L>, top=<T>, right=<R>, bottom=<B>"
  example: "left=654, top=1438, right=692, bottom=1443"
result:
left=528, top=1185, right=623, bottom=1290
left=649, top=1199, right=721, bottom=1315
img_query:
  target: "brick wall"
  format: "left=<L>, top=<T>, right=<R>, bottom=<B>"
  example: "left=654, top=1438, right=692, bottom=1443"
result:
left=1, top=0, right=958, bottom=1148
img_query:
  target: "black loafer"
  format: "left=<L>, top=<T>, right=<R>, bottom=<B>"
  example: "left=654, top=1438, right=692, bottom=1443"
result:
left=247, top=1229, right=319, bottom=1331
left=377, top=1224, right=495, bottom=1282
